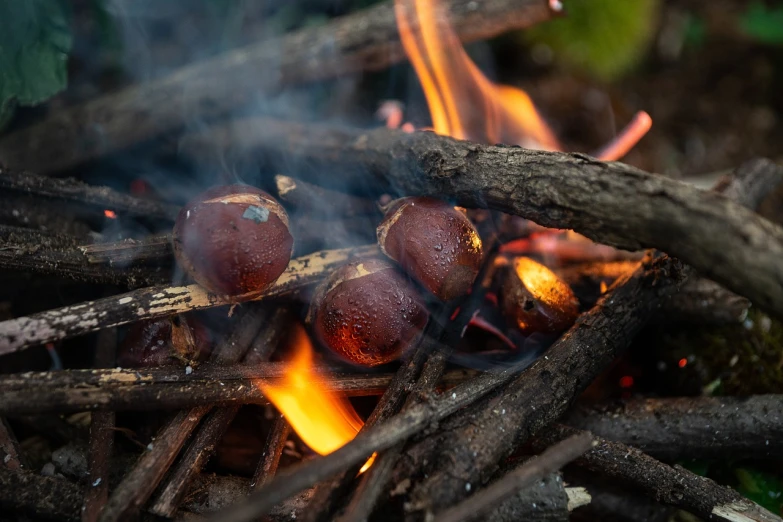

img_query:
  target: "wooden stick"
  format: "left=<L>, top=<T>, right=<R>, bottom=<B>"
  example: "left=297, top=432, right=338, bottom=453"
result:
left=536, top=425, right=782, bottom=522
left=188, top=118, right=783, bottom=317
left=0, top=0, right=554, bottom=173
left=148, top=306, right=289, bottom=518
left=0, top=244, right=378, bottom=354
left=250, top=414, right=291, bottom=490
left=79, top=234, right=173, bottom=266
left=565, top=395, right=783, bottom=461
left=0, top=418, right=24, bottom=470
left=0, top=467, right=84, bottom=521
left=99, top=306, right=266, bottom=522
left=0, top=365, right=475, bottom=415
left=275, top=175, right=379, bottom=218
left=435, top=433, right=595, bottom=522
left=0, top=225, right=170, bottom=288
left=0, top=168, right=179, bottom=219
left=205, top=370, right=516, bottom=522
left=402, top=253, right=682, bottom=516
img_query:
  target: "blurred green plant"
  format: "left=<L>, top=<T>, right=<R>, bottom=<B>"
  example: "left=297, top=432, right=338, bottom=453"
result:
left=740, top=1, right=783, bottom=45
left=0, top=0, right=72, bottom=128
left=523, top=0, right=660, bottom=82
left=736, top=468, right=783, bottom=514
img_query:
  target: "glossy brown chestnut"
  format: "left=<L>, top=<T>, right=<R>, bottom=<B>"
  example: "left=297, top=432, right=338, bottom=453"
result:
left=377, top=197, right=482, bottom=301
left=173, top=184, right=293, bottom=297
left=117, top=315, right=211, bottom=368
left=499, top=256, right=579, bottom=335
left=309, top=258, right=428, bottom=367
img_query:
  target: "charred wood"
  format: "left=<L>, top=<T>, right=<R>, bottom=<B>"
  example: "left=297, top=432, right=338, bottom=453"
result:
left=564, top=395, right=783, bottom=461
left=536, top=425, right=782, bottom=522
left=250, top=414, right=291, bottom=490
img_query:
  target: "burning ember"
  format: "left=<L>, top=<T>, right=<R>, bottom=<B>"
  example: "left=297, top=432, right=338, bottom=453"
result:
left=104, top=209, right=117, bottom=219
left=258, top=324, right=373, bottom=471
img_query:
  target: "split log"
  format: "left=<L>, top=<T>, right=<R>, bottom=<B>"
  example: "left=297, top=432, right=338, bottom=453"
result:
left=564, top=395, right=783, bottom=461
left=536, top=425, right=782, bottom=522
left=0, top=0, right=555, bottom=173
left=0, top=168, right=179, bottom=219
left=0, top=245, right=378, bottom=354
left=187, top=119, right=783, bottom=317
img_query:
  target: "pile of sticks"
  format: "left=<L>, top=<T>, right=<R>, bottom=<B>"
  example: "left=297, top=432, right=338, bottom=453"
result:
left=0, top=0, right=782, bottom=521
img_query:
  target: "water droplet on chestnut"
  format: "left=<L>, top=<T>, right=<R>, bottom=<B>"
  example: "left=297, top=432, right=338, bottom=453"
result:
left=377, top=197, right=482, bottom=301
left=309, top=258, right=428, bottom=367
left=173, top=184, right=293, bottom=297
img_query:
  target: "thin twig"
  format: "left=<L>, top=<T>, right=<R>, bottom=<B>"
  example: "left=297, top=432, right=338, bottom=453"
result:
left=79, top=234, right=173, bottom=266
left=0, top=245, right=378, bottom=354
left=0, top=418, right=24, bottom=470
left=250, top=414, right=291, bottom=490
left=536, top=425, right=782, bottom=522
left=435, top=433, right=595, bottom=522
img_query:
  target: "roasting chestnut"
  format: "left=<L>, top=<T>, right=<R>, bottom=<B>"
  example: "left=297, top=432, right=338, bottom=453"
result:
left=173, top=185, right=294, bottom=297
left=118, top=315, right=211, bottom=368
left=499, top=257, right=579, bottom=335
left=309, top=259, right=428, bottom=366
left=377, top=197, right=482, bottom=301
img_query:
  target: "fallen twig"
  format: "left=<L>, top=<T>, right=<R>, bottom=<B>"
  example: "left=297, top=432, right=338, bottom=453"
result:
left=250, top=414, right=291, bottom=490
left=536, top=425, right=782, bottom=522
left=435, top=432, right=594, bottom=522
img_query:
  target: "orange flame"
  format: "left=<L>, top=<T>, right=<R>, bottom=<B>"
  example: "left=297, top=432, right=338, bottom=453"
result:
left=258, top=325, right=374, bottom=471
left=395, top=0, right=650, bottom=159
left=104, top=209, right=117, bottom=219
left=395, top=0, right=561, bottom=150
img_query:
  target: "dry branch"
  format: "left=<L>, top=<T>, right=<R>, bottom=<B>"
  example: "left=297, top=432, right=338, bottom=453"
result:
left=0, top=168, right=179, bottom=219
left=0, top=418, right=23, bottom=470
left=0, top=244, right=378, bottom=354
left=401, top=253, right=682, bottom=517
left=536, top=425, right=782, bottom=522
left=435, top=433, right=594, bottom=522
left=250, top=414, right=291, bottom=490
left=564, top=395, right=783, bottom=461
left=79, top=234, right=173, bottom=266
left=188, top=119, right=783, bottom=316
left=0, top=0, right=554, bottom=173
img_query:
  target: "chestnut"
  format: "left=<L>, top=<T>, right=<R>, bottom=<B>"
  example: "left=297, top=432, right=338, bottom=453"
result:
left=118, top=315, right=211, bottom=368
left=499, top=256, right=579, bottom=335
left=377, top=197, right=482, bottom=301
left=173, top=184, right=294, bottom=297
left=309, top=259, right=428, bottom=367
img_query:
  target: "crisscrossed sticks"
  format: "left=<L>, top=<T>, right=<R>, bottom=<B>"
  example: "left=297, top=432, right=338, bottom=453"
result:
left=0, top=245, right=378, bottom=354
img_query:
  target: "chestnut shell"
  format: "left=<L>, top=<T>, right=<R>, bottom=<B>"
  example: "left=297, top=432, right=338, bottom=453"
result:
left=173, top=185, right=293, bottom=297
left=118, top=316, right=211, bottom=368
left=499, top=257, right=579, bottom=335
left=377, top=197, right=482, bottom=301
left=310, top=259, right=428, bottom=367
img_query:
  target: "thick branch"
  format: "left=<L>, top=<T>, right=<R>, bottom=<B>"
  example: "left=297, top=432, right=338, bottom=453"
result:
left=537, top=425, right=782, bottom=522
left=189, top=120, right=783, bottom=316
left=0, top=245, right=378, bottom=354
left=564, top=395, right=783, bottom=461
left=0, top=0, right=553, bottom=173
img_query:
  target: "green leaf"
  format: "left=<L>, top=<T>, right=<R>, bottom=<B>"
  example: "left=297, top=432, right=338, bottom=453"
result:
left=740, top=1, right=783, bottom=45
left=0, top=0, right=72, bottom=125
left=735, top=468, right=783, bottom=514
left=523, top=0, right=660, bottom=82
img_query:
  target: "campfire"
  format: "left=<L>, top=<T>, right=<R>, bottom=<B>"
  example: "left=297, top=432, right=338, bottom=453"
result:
left=0, top=1, right=782, bottom=522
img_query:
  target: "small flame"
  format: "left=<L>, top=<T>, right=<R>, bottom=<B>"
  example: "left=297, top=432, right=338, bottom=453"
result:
left=259, top=325, right=374, bottom=471
left=104, top=209, right=117, bottom=219
left=259, top=326, right=363, bottom=455
left=599, top=281, right=608, bottom=294
left=395, top=0, right=561, bottom=149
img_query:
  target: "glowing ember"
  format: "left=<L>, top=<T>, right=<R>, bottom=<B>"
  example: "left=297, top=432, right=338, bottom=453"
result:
left=600, top=281, right=608, bottom=294
left=678, top=358, right=688, bottom=368
left=619, top=375, right=634, bottom=388
left=104, top=209, right=117, bottom=219
left=395, top=0, right=561, bottom=149
left=258, top=325, right=374, bottom=471
left=513, top=257, right=576, bottom=316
